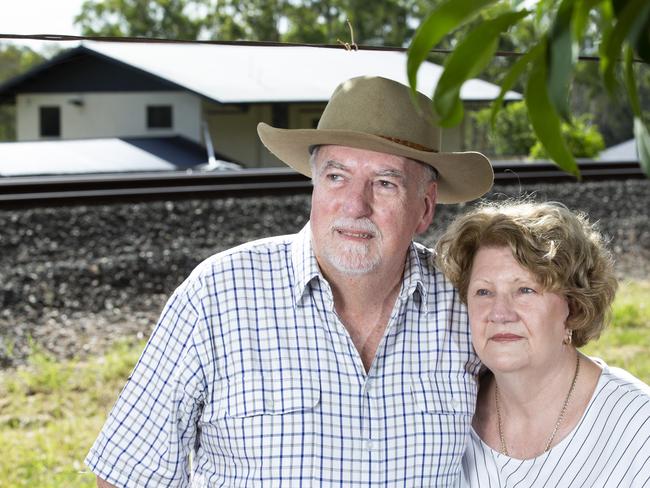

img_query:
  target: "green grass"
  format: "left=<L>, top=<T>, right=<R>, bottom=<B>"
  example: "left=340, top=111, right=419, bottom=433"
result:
left=581, top=279, right=650, bottom=382
left=0, top=280, right=648, bottom=487
left=0, top=339, right=145, bottom=487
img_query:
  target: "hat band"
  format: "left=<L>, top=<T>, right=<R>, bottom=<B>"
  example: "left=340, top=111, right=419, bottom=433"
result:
left=378, top=135, right=437, bottom=153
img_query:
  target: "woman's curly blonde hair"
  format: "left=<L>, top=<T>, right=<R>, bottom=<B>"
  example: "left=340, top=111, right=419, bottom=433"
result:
left=435, top=200, right=618, bottom=347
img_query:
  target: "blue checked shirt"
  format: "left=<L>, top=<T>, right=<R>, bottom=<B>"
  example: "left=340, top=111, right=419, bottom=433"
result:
left=86, top=223, right=480, bottom=487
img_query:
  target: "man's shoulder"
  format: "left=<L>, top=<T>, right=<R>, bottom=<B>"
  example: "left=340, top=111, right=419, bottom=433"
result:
left=196, top=234, right=297, bottom=270
left=181, top=233, right=299, bottom=292
left=411, top=240, right=457, bottom=290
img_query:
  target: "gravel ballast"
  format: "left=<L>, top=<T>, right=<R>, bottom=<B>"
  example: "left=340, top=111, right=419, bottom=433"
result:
left=1, top=178, right=648, bottom=367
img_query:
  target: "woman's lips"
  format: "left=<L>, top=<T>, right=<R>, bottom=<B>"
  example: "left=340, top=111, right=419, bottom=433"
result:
left=490, top=333, right=523, bottom=342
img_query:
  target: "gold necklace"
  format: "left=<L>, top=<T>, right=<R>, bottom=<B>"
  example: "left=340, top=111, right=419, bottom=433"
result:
left=495, top=353, right=580, bottom=457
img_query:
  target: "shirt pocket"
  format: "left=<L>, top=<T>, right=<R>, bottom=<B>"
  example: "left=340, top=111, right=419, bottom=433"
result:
left=208, top=373, right=321, bottom=476
left=225, top=373, right=320, bottom=418
left=410, top=373, right=476, bottom=416
left=409, top=373, right=477, bottom=480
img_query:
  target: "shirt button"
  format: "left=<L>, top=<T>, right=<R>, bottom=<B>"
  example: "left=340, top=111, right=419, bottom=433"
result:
left=265, top=399, right=275, bottom=409
left=449, top=398, right=461, bottom=411
left=364, top=440, right=375, bottom=451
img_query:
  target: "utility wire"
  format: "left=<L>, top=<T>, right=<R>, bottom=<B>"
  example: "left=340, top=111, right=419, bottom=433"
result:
left=0, top=33, right=610, bottom=62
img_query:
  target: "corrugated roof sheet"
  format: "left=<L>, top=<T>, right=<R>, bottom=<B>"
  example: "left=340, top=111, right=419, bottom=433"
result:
left=82, top=41, right=520, bottom=104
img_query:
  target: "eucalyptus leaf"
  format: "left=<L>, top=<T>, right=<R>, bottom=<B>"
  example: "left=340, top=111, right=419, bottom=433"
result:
left=630, top=6, right=650, bottom=63
left=526, top=51, right=580, bottom=178
left=433, top=10, right=529, bottom=126
left=406, top=0, right=497, bottom=94
left=572, top=0, right=603, bottom=43
left=547, top=0, right=577, bottom=121
left=490, top=43, right=544, bottom=128
left=624, top=45, right=642, bottom=118
left=634, top=118, right=650, bottom=177
left=600, top=0, right=649, bottom=94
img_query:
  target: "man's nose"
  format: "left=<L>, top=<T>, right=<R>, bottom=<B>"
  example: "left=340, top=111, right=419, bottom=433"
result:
left=487, top=294, right=518, bottom=323
left=342, top=180, right=372, bottom=217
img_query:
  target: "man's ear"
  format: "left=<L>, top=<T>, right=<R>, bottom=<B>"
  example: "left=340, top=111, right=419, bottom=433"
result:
left=415, top=181, right=437, bottom=235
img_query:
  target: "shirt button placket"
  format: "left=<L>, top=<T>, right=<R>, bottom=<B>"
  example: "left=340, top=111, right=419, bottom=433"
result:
left=364, top=378, right=385, bottom=485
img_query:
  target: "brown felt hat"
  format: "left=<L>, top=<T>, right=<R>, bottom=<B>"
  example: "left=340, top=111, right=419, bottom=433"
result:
left=257, top=75, right=493, bottom=204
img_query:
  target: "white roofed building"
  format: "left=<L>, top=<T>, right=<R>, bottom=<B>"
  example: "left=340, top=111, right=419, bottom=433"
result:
left=0, top=42, right=520, bottom=172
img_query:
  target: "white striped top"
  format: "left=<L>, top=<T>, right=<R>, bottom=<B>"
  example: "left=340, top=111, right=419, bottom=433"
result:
left=461, top=361, right=650, bottom=487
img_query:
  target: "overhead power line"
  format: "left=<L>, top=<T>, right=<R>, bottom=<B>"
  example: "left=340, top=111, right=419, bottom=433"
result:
left=0, top=33, right=610, bottom=62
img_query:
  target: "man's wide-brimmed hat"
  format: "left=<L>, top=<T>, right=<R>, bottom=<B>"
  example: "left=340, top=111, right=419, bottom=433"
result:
left=257, top=76, right=493, bottom=204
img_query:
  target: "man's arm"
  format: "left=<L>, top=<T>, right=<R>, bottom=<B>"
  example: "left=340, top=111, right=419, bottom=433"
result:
left=97, top=477, right=117, bottom=488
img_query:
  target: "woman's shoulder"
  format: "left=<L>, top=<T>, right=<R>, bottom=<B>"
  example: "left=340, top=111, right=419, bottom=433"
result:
left=594, top=358, right=650, bottom=398
left=589, top=358, right=650, bottom=433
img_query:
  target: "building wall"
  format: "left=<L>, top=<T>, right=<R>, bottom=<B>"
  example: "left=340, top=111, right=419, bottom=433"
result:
left=441, top=125, right=463, bottom=152
left=288, top=103, right=325, bottom=130
left=15, top=91, right=468, bottom=167
left=16, top=92, right=202, bottom=143
left=203, top=101, right=278, bottom=167
left=203, top=100, right=466, bottom=168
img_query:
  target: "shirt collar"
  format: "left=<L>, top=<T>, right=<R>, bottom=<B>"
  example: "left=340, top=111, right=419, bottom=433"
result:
left=291, top=222, right=322, bottom=304
left=400, top=241, right=427, bottom=306
left=290, top=222, right=427, bottom=306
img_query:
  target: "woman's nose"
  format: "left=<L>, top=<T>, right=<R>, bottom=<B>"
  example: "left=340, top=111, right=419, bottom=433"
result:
left=487, top=295, right=517, bottom=323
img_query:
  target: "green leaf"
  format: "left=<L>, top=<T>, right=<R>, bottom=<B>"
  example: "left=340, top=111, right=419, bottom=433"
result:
left=433, top=10, right=530, bottom=127
left=600, top=0, right=650, bottom=95
left=547, top=0, right=577, bottom=121
left=634, top=117, right=650, bottom=177
left=439, top=97, right=465, bottom=128
left=525, top=47, right=580, bottom=178
left=572, top=0, right=604, bottom=43
left=628, top=4, right=650, bottom=63
left=624, top=45, right=642, bottom=118
left=490, top=43, right=544, bottom=128
left=406, top=0, right=497, bottom=94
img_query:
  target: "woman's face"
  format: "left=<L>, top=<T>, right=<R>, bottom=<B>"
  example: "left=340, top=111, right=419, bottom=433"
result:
left=467, top=246, right=570, bottom=374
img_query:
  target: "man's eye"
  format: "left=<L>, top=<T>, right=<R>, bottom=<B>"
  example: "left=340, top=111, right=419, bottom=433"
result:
left=378, top=180, right=396, bottom=188
left=326, top=174, right=343, bottom=181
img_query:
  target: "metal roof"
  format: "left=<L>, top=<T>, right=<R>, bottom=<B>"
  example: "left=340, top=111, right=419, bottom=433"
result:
left=598, top=139, right=637, bottom=162
left=0, top=136, right=233, bottom=176
left=79, top=41, right=520, bottom=104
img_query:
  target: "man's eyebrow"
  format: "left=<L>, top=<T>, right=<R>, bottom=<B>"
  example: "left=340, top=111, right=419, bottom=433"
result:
left=320, top=160, right=348, bottom=173
left=376, top=168, right=406, bottom=180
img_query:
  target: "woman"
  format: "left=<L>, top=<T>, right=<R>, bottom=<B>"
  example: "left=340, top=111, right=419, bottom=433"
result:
left=435, top=201, right=650, bottom=486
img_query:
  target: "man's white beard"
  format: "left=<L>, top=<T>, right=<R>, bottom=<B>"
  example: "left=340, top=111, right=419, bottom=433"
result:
left=324, top=217, right=382, bottom=275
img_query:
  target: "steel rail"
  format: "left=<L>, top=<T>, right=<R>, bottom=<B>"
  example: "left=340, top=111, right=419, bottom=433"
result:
left=0, top=160, right=644, bottom=208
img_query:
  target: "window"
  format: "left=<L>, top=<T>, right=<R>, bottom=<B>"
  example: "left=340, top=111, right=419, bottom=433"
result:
left=272, top=104, right=289, bottom=129
left=39, top=106, right=61, bottom=137
left=147, top=105, right=173, bottom=129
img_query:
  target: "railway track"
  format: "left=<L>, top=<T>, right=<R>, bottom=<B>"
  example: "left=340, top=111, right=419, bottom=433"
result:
left=0, top=160, right=644, bottom=208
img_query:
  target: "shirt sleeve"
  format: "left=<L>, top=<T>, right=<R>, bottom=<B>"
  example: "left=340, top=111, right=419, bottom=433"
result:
left=85, top=278, right=208, bottom=487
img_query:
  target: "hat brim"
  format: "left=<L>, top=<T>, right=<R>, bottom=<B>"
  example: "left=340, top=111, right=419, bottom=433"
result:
left=258, top=123, right=493, bottom=204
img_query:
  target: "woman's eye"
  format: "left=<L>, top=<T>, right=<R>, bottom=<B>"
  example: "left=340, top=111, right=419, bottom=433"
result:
left=475, top=288, right=491, bottom=296
left=519, top=287, right=536, bottom=294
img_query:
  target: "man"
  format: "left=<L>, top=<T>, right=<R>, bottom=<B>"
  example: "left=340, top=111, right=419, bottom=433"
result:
left=87, top=76, right=493, bottom=487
